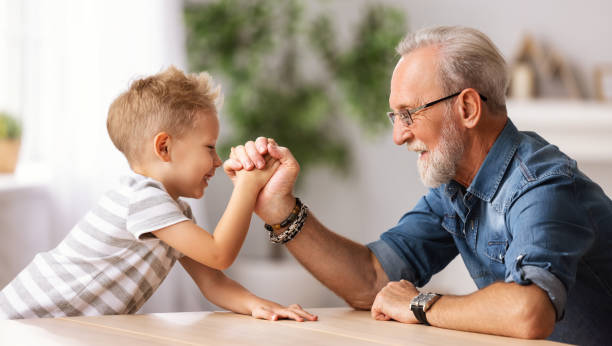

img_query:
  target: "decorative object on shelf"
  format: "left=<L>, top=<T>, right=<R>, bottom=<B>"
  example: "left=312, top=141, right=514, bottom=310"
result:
left=509, top=62, right=535, bottom=99
left=184, top=0, right=406, bottom=177
left=595, top=64, right=612, bottom=102
left=508, top=34, right=583, bottom=99
left=0, top=111, right=22, bottom=173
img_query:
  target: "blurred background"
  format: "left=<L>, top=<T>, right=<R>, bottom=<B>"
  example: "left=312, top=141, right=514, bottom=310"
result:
left=1, top=0, right=611, bottom=313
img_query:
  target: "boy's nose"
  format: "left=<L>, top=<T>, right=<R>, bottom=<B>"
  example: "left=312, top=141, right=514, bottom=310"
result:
left=213, top=153, right=222, bottom=167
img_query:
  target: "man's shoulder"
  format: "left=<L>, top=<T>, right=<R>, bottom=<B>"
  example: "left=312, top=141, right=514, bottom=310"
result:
left=491, top=131, right=578, bottom=212
left=513, top=130, right=576, bottom=182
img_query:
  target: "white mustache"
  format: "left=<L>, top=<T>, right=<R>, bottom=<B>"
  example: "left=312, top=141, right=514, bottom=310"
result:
left=407, top=141, right=428, bottom=152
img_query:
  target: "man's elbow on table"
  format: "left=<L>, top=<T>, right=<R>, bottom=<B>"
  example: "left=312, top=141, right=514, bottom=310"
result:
left=345, top=296, right=376, bottom=311
left=511, top=285, right=556, bottom=339
left=341, top=278, right=380, bottom=310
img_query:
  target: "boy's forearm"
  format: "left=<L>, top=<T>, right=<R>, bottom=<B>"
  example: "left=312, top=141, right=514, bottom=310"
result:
left=210, top=181, right=259, bottom=268
left=180, top=257, right=257, bottom=315
left=202, top=272, right=259, bottom=315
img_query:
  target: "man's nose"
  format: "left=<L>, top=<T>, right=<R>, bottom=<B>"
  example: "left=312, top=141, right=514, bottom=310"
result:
left=392, top=120, right=412, bottom=145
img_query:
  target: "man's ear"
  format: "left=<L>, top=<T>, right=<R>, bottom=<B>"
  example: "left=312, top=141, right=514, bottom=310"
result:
left=456, top=88, right=483, bottom=129
left=153, top=132, right=171, bottom=162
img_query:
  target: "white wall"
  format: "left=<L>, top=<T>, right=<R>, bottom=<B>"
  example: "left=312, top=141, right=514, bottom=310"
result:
left=313, top=0, right=612, bottom=99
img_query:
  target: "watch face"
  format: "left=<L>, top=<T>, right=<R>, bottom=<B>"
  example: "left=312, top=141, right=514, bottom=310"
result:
left=422, top=293, right=441, bottom=311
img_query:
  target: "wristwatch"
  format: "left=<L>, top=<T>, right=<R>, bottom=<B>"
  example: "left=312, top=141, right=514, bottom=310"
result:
left=410, top=292, right=442, bottom=325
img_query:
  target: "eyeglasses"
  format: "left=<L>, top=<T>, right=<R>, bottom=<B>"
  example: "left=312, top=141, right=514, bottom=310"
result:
left=387, top=91, right=487, bottom=126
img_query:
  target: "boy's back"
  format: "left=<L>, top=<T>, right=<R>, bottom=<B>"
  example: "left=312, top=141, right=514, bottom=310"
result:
left=0, top=173, right=190, bottom=318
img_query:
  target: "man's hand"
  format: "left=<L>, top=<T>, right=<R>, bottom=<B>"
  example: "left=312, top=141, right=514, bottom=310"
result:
left=223, top=137, right=299, bottom=224
left=371, top=280, right=420, bottom=323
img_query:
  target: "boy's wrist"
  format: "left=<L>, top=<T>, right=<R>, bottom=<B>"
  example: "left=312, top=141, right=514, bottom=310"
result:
left=234, top=178, right=261, bottom=194
left=245, top=295, right=267, bottom=313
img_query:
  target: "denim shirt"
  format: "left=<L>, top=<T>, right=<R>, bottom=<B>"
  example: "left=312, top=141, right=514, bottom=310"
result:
left=368, top=119, right=612, bottom=345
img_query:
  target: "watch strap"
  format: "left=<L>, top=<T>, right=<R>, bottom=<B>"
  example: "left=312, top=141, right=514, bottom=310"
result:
left=410, top=302, right=430, bottom=325
left=410, top=292, right=441, bottom=326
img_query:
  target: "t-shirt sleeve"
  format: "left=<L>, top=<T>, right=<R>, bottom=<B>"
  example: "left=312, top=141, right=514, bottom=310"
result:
left=367, top=188, right=458, bottom=287
left=126, top=180, right=192, bottom=241
left=504, top=174, right=596, bottom=320
left=178, top=199, right=196, bottom=224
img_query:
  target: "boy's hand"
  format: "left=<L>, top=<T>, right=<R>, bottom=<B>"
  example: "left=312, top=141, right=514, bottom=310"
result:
left=234, top=155, right=280, bottom=190
left=251, top=302, right=318, bottom=322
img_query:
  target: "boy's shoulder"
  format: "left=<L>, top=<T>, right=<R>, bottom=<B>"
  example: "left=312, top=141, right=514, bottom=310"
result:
left=115, top=172, right=192, bottom=216
left=119, top=172, right=165, bottom=192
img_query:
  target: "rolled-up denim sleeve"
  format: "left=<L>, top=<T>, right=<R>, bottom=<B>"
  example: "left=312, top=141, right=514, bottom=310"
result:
left=505, top=175, right=596, bottom=320
left=367, top=189, right=458, bottom=287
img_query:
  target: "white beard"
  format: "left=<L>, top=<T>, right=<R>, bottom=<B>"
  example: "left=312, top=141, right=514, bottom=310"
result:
left=414, top=108, right=465, bottom=188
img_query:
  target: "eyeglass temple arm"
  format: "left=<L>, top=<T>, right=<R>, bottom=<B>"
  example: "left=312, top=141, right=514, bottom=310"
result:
left=422, top=92, right=487, bottom=108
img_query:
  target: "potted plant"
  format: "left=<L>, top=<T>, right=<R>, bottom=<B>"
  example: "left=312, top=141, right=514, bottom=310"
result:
left=0, top=111, right=22, bottom=173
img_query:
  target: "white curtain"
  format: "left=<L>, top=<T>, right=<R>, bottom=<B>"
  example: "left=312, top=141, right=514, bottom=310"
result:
left=1, top=0, right=187, bottom=238
left=0, top=0, right=215, bottom=312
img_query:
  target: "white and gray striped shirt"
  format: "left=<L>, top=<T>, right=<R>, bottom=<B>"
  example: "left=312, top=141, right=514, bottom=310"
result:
left=0, top=173, right=192, bottom=319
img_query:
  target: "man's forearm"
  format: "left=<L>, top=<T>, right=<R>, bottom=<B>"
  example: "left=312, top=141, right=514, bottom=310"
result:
left=283, top=212, right=389, bottom=309
left=427, top=282, right=556, bottom=339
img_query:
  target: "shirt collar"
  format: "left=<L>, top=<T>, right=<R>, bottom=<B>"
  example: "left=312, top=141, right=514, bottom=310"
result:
left=463, top=118, right=520, bottom=202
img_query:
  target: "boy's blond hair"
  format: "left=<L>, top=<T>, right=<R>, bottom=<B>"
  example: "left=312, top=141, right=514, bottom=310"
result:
left=107, top=66, right=221, bottom=165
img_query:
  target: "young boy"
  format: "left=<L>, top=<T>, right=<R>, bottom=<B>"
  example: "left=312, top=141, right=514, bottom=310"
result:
left=0, top=66, right=317, bottom=322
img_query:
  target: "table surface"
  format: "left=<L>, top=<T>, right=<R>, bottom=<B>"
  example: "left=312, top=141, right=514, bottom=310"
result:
left=0, top=308, right=568, bottom=345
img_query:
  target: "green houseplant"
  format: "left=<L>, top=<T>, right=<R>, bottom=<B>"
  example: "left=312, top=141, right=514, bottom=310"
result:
left=0, top=111, right=22, bottom=173
left=184, top=0, right=406, bottom=177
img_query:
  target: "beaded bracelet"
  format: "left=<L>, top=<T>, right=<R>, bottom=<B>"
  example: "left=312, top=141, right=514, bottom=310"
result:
left=267, top=202, right=308, bottom=244
left=264, top=198, right=302, bottom=233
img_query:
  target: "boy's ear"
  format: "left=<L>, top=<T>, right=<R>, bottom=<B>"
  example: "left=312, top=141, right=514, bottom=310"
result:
left=153, top=132, right=171, bottom=162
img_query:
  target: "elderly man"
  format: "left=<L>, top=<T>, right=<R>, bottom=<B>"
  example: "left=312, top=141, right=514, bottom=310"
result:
left=224, top=26, right=612, bottom=344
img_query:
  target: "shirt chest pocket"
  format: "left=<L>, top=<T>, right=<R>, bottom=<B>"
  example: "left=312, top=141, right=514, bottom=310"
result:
left=485, top=238, right=508, bottom=264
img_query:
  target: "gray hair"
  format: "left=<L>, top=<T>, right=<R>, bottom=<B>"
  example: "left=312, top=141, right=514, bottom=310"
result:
left=396, top=26, right=508, bottom=114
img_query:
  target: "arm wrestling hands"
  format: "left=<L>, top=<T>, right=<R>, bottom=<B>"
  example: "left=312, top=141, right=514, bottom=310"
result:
left=224, top=137, right=298, bottom=225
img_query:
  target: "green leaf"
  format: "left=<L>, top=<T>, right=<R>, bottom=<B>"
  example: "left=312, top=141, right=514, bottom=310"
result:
left=0, top=112, right=22, bottom=140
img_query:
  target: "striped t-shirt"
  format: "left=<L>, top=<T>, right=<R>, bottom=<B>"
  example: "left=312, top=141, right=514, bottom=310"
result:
left=0, top=173, right=193, bottom=319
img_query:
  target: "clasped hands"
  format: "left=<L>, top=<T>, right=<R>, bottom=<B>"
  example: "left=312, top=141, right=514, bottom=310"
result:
left=223, top=137, right=299, bottom=224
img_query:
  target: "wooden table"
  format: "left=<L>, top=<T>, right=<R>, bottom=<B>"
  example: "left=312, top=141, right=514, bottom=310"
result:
left=0, top=308, right=568, bottom=345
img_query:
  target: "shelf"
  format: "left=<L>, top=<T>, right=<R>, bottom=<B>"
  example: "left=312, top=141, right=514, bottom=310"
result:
left=507, top=99, right=612, bottom=162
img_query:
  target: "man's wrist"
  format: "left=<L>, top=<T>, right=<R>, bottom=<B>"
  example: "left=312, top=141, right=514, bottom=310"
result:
left=264, top=194, right=297, bottom=227
left=410, top=292, right=442, bottom=326
left=265, top=199, right=308, bottom=244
